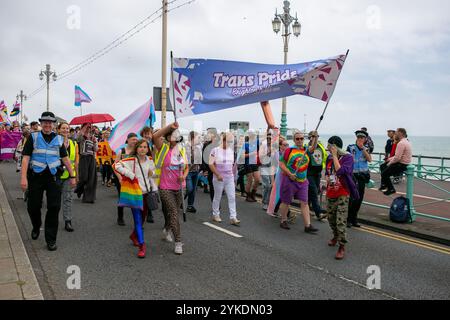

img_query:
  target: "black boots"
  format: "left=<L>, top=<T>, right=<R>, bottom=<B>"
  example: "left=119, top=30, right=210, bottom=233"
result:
left=65, top=221, right=74, bottom=232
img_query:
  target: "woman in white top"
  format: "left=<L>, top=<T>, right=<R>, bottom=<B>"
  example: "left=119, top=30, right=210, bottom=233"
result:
left=114, top=139, right=157, bottom=259
left=209, top=132, right=240, bottom=226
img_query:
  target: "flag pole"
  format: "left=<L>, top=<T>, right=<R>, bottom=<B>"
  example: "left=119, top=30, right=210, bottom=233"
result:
left=293, top=50, right=350, bottom=175
left=314, top=49, right=350, bottom=132
left=171, top=51, right=187, bottom=223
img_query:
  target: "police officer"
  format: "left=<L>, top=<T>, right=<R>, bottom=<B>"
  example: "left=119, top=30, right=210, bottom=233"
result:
left=20, top=112, right=76, bottom=251
left=346, top=130, right=372, bottom=228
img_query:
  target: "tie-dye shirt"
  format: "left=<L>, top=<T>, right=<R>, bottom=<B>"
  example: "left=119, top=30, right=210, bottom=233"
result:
left=280, top=147, right=310, bottom=182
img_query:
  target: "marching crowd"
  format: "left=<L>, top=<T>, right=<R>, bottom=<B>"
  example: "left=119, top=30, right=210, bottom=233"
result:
left=1, top=111, right=413, bottom=261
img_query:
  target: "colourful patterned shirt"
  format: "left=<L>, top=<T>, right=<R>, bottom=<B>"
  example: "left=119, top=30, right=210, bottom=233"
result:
left=280, top=147, right=309, bottom=182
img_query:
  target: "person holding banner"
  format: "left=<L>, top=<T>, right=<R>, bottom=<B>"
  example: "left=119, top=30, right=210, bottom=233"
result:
left=278, top=131, right=318, bottom=233
left=152, top=122, right=188, bottom=255
left=58, top=122, right=79, bottom=232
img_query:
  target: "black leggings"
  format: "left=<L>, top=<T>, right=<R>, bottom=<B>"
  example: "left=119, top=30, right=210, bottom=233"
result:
left=101, top=164, right=112, bottom=183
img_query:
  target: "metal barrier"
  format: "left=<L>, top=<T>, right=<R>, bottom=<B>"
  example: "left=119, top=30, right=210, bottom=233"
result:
left=369, top=153, right=450, bottom=181
left=364, top=156, right=450, bottom=223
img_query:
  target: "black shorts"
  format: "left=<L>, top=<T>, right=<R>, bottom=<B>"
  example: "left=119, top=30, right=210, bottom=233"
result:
left=244, top=164, right=260, bottom=174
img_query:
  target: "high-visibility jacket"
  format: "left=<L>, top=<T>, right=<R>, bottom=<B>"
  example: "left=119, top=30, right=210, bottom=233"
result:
left=61, top=139, right=77, bottom=179
left=154, top=143, right=187, bottom=186
left=30, top=132, right=63, bottom=175
left=305, top=142, right=328, bottom=170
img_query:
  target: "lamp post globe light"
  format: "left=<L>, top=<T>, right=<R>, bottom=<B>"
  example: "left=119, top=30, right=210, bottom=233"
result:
left=39, top=64, right=57, bottom=112
left=272, top=0, right=301, bottom=136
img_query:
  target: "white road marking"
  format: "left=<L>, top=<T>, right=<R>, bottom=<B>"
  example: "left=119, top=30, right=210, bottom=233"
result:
left=203, top=222, right=243, bottom=238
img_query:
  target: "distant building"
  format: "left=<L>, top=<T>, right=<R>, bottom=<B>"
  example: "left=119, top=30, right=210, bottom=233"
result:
left=229, top=121, right=249, bottom=132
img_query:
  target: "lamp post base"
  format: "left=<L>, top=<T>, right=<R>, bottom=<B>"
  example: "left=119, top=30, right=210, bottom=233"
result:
left=280, top=112, right=287, bottom=137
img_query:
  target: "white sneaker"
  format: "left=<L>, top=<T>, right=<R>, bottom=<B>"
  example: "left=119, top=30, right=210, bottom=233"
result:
left=174, top=242, right=183, bottom=255
left=162, top=228, right=174, bottom=242
left=230, top=218, right=241, bottom=226
left=262, top=204, right=268, bottom=210
left=212, top=215, right=222, bottom=223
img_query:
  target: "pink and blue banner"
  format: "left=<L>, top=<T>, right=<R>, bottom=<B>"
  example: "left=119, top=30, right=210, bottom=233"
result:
left=171, top=53, right=347, bottom=118
left=108, top=98, right=155, bottom=152
left=75, top=85, right=92, bottom=107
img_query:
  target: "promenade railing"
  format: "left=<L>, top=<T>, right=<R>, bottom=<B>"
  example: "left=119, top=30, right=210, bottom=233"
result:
left=365, top=153, right=450, bottom=223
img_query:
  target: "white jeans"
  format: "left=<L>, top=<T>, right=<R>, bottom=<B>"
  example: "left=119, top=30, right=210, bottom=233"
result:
left=212, top=176, right=237, bottom=219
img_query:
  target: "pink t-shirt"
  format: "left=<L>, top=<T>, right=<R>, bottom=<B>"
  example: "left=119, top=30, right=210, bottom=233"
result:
left=159, top=147, right=186, bottom=190
left=210, top=147, right=235, bottom=178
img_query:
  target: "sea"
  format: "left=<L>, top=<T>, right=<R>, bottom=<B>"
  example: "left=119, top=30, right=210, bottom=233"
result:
left=292, top=135, right=450, bottom=169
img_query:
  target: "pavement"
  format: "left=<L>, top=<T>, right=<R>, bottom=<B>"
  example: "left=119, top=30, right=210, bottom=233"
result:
left=0, top=161, right=449, bottom=300
left=0, top=162, right=43, bottom=300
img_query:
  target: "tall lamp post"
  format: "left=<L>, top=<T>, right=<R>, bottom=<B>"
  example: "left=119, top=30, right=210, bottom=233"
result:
left=272, top=0, right=301, bottom=137
left=39, top=64, right=57, bottom=112
left=16, top=90, right=27, bottom=125
left=161, top=0, right=168, bottom=128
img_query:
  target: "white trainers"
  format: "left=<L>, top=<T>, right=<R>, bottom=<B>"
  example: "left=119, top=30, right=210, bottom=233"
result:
left=212, top=215, right=222, bottom=223
left=230, top=218, right=241, bottom=226
left=162, top=228, right=174, bottom=242
left=262, top=204, right=268, bottom=210
left=174, top=242, right=183, bottom=255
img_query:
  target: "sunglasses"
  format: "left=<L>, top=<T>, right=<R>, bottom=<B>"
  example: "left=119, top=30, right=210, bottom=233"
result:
left=295, top=137, right=304, bottom=141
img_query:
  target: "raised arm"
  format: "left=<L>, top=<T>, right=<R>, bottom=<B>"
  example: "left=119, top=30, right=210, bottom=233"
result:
left=152, top=122, right=179, bottom=151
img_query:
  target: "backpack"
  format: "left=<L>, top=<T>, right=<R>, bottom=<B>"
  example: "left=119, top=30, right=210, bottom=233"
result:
left=389, top=196, right=412, bottom=223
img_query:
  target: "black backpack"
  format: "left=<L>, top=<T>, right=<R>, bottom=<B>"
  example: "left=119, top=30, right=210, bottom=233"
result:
left=389, top=196, right=412, bottom=223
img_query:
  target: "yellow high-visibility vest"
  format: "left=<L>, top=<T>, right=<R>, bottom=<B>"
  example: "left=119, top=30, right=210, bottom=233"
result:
left=154, top=143, right=186, bottom=186
left=61, top=139, right=77, bottom=179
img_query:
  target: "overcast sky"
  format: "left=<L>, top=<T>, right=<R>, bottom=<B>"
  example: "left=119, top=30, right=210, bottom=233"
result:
left=1, top=0, right=449, bottom=136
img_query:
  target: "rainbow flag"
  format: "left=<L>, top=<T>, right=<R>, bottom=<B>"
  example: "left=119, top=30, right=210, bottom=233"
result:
left=10, top=102, right=20, bottom=117
left=113, top=159, right=143, bottom=210
left=74, top=85, right=92, bottom=107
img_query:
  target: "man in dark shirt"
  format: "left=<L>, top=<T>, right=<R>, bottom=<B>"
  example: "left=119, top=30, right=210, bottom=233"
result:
left=21, top=112, right=76, bottom=251
left=384, top=129, right=395, bottom=160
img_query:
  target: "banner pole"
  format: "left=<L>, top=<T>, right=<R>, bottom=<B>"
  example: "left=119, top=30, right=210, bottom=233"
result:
left=171, top=51, right=186, bottom=223
left=293, top=50, right=350, bottom=175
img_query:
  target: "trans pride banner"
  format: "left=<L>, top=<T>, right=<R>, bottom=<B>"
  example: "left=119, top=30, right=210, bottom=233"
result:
left=171, top=53, right=348, bottom=118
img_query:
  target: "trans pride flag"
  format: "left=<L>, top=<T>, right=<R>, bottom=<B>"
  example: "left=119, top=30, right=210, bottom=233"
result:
left=74, top=85, right=92, bottom=107
left=171, top=53, right=348, bottom=118
left=108, top=98, right=156, bottom=152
